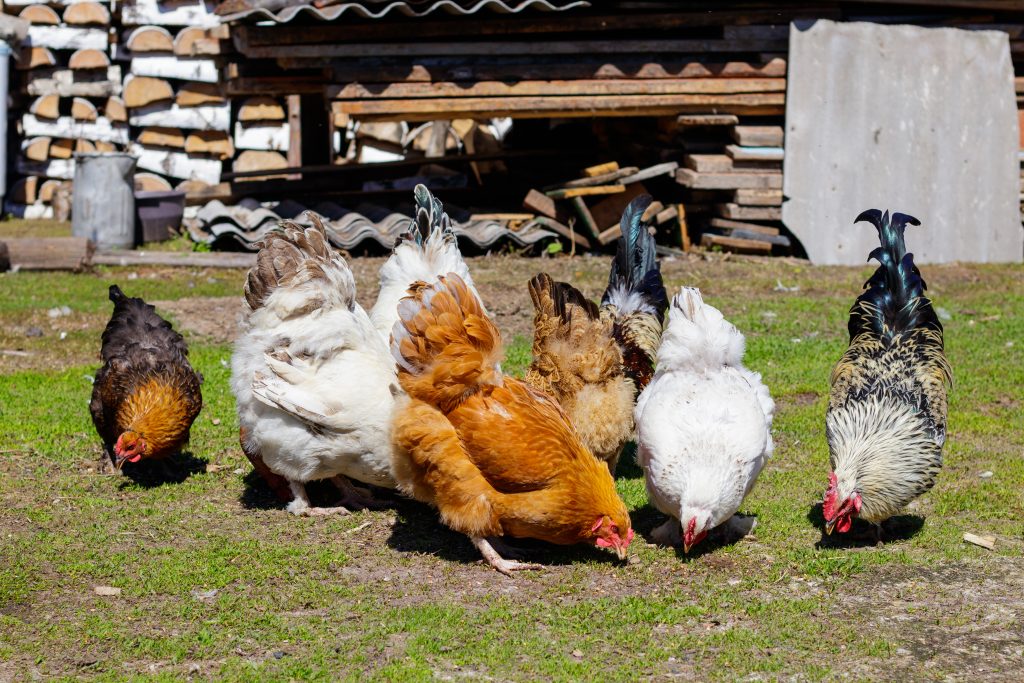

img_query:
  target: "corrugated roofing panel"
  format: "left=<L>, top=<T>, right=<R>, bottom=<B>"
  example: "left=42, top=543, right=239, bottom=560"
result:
left=220, top=0, right=589, bottom=23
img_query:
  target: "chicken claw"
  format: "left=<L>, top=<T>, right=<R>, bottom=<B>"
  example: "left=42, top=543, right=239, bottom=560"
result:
left=286, top=480, right=351, bottom=517
left=332, top=476, right=387, bottom=510
left=472, top=537, right=543, bottom=577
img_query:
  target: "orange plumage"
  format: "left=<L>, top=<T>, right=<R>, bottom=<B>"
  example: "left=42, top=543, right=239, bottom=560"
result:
left=391, top=273, right=633, bottom=575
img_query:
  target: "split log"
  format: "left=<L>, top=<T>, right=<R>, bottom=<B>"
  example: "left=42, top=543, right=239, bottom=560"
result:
left=2, top=237, right=94, bottom=271
left=68, top=48, right=110, bottom=70
left=48, top=138, right=75, bottom=159
left=238, top=96, right=286, bottom=122
left=176, top=179, right=212, bottom=197
left=19, top=6, right=60, bottom=25
left=22, top=137, right=52, bottom=162
left=104, top=96, right=127, bottom=122
left=130, top=55, right=218, bottom=83
left=717, top=203, right=782, bottom=221
left=734, top=189, right=783, bottom=206
left=121, top=0, right=220, bottom=28
left=17, top=158, right=76, bottom=181
left=16, top=46, right=56, bottom=70
left=176, top=82, right=226, bottom=107
left=233, top=150, right=288, bottom=179
left=174, top=26, right=226, bottom=56
left=138, top=126, right=186, bottom=149
left=700, top=233, right=772, bottom=255
left=71, top=97, right=98, bottom=122
left=25, top=66, right=123, bottom=97
left=76, top=139, right=96, bottom=154
left=676, top=168, right=783, bottom=190
left=732, top=126, right=784, bottom=147
left=22, top=115, right=130, bottom=144
left=8, top=177, right=40, bottom=205
left=126, top=26, right=174, bottom=53
left=63, top=2, right=111, bottom=26
left=233, top=121, right=289, bottom=151
left=129, top=102, right=231, bottom=132
left=29, top=94, right=60, bottom=119
left=134, top=172, right=173, bottom=192
left=123, top=75, right=174, bottom=108
left=27, top=26, right=107, bottom=51
left=95, top=141, right=116, bottom=152
left=185, top=131, right=234, bottom=159
left=38, top=179, right=64, bottom=203
left=129, top=144, right=222, bottom=183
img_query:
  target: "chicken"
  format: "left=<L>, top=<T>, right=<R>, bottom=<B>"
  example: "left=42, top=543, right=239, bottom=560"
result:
left=600, top=195, right=669, bottom=394
left=90, top=285, right=203, bottom=469
left=823, top=210, right=951, bottom=541
left=635, top=288, right=774, bottom=553
left=523, top=195, right=667, bottom=472
left=390, top=273, right=633, bottom=576
left=231, top=216, right=398, bottom=515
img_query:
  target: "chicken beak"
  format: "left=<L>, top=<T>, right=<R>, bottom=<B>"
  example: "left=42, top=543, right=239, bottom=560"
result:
left=615, top=544, right=628, bottom=561
left=824, top=519, right=836, bottom=536
left=683, top=542, right=692, bottom=554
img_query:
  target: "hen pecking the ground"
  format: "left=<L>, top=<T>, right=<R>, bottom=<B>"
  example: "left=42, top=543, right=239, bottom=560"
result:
left=90, top=285, right=203, bottom=470
left=390, top=273, right=633, bottom=576
left=823, top=210, right=952, bottom=542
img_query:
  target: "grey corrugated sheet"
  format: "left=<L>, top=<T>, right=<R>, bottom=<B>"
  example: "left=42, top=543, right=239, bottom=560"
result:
left=187, top=199, right=558, bottom=252
left=220, top=0, right=588, bottom=23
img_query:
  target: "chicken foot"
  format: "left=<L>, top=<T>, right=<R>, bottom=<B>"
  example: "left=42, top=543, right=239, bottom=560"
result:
left=650, top=518, right=682, bottom=547
left=331, top=475, right=387, bottom=510
left=286, top=480, right=351, bottom=517
left=471, top=536, right=544, bottom=577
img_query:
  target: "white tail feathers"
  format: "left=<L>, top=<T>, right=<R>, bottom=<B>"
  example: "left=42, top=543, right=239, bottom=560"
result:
left=656, top=287, right=746, bottom=372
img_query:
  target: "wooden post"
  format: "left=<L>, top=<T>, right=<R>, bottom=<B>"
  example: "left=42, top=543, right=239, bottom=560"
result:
left=677, top=203, right=691, bottom=251
left=286, top=94, right=301, bottom=179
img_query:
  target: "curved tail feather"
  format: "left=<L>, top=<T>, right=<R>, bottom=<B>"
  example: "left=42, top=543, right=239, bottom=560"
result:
left=601, top=195, right=668, bottom=321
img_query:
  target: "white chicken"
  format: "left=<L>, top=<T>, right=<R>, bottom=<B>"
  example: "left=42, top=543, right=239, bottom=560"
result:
left=231, top=185, right=475, bottom=515
left=634, top=287, right=774, bottom=552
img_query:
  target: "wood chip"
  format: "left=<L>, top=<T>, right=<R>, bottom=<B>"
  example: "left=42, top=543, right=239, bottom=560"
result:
left=963, top=532, right=995, bottom=550
left=93, top=585, right=121, bottom=596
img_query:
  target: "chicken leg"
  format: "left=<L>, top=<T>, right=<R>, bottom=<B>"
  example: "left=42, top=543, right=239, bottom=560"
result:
left=331, top=475, right=387, bottom=510
left=471, top=536, right=543, bottom=577
left=286, top=480, right=351, bottom=517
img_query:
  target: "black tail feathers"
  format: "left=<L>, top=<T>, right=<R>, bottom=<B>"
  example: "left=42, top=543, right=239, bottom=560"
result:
left=852, top=209, right=940, bottom=339
left=402, top=183, right=454, bottom=248
left=529, top=273, right=599, bottom=323
left=601, top=195, right=669, bottom=322
left=108, top=284, right=128, bottom=304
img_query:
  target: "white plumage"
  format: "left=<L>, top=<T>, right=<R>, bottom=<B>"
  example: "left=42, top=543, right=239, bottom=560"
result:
left=634, top=287, right=774, bottom=550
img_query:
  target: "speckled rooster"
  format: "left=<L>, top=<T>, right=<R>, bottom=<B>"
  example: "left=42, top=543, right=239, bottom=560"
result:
left=823, top=210, right=952, bottom=541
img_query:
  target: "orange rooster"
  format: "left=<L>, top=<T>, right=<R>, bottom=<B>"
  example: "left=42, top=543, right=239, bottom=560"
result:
left=90, top=285, right=203, bottom=468
left=391, top=273, right=633, bottom=576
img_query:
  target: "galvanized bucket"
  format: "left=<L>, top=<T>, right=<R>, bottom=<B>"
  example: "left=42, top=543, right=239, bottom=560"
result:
left=72, top=153, right=138, bottom=250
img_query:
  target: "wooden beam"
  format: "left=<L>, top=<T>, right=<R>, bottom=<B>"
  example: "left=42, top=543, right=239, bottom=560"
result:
left=678, top=204, right=691, bottom=251
left=717, top=203, right=782, bottom=221
left=286, top=94, right=301, bottom=179
left=546, top=185, right=625, bottom=200
left=676, top=114, right=739, bottom=127
left=3, top=237, right=94, bottom=271
left=676, top=168, right=782, bottom=190
left=560, top=167, right=639, bottom=189
left=701, top=233, right=772, bottom=255
left=725, top=144, right=784, bottom=161
left=732, top=125, right=785, bottom=147
left=710, top=218, right=781, bottom=235
left=733, top=189, right=783, bottom=206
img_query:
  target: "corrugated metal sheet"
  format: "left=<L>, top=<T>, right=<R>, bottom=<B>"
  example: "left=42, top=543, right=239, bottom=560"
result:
left=187, top=198, right=558, bottom=252
left=219, top=0, right=589, bottom=24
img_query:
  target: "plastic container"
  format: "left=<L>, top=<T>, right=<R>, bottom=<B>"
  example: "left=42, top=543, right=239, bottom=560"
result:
left=72, top=153, right=137, bottom=249
left=135, top=190, right=185, bottom=243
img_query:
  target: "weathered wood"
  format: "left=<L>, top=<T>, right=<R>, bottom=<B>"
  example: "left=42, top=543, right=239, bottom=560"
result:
left=676, top=114, right=739, bottom=127
left=560, top=167, right=639, bottom=189
left=224, top=74, right=325, bottom=96
left=233, top=121, right=289, bottom=151
left=134, top=172, right=173, bottom=192
left=286, top=95, right=301, bottom=172
left=25, top=66, right=122, bottom=97
left=717, top=203, right=783, bottom=220
left=138, top=126, right=186, bottom=149
left=23, top=137, right=52, bottom=162
left=333, top=93, right=786, bottom=121
left=104, top=96, right=127, bottom=122
left=16, top=46, right=56, bottom=70
left=710, top=218, right=781, bottom=235
left=130, top=55, right=219, bottom=83
left=568, top=197, right=600, bottom=241
left=686, top=154, right=733, bottom=173
left=701, top=233, right=772, bottom=255
left=522, top=189, right=558, bottom=219
left=71, top=96, right=98, bottom=121
left=68, top=48, right=110, bottom=70
left=19, top=5, right=60, bottom=25
left=676, top=168, right=783, bottom=190
left=129, top=144, right=223, bottom=183
left=963, top=532, right=996, bottom=550
left=63, top=2, right=111, bottom=26
left=3, top=237, right=94, bottom=271
left=95, top=141, right=116, bottom=153
left=121, top=0, right=220, bottom=28
left=48, top=138, right=75, bottom=159
left=174, top=26, right=227, bottom=56
left=239, top=96, right=286, bottom=122
left=677, top=204, right=691, bottom=251
left=531, top=216, right=591, bottom=251
left=126, top=26, right=174, bottom=53
left=617, top=162, right=679, bottom=185
left=123, top=75, right=174, bottom=108
left=176, top=82, right=226, bottom=107
left=29, top=94, right=60, bottom=120
left=589, top=182, right=650, bottom=233
left=185, top=131, right=234, bottom=159
left=655, top=205, right=678, bottom=225
left=732, top=125, right=785, bottom=147
left=597, top=223, right=623, bottom=245
left=28, top=26, right=107, bottom=50
left=733, top=189, right=783, bottom=206
left=22, top=114, right=130, bottom=144
left=38, top=179, right=64, bottom=204
left=725, top=144, right=784, bottom=161
left=233, top=150, right=288, bottom=177
left=329, top=78, right=786, bottom=100
left=129, top=102, right=230, bottom=131
left=17, top=157, right=75, bottom=180
left=546, top=185, right=625, bottom=200
left=94, top=250, right=256, bottom=268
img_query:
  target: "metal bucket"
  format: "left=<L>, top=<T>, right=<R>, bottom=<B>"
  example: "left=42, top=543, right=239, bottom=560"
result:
left=72, top=153, right=137, bottom=250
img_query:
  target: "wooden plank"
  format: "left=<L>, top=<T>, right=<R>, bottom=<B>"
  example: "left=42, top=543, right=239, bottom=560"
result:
left=726, top=144, right=784, bottom=161
left=25, top=66, right=122, bottom=97
left=678, top=204, right=690, bottom=251
left=717, top=203, right=782, bottom=220
left=3, top=237, right=94, bottom=271
left=333, top=93, right=785, bottom=121
left=733, top=189, right=783, bottom=206
left=686, top=154, right=733, bottom=173
left=522, top=189, right=558, bottom=219
left=728, top=229, right=791, bottom=247
left=561, top=167, right=639, bottom=188
left=597, top=223, right=623, bottom=246
left=546, top=185, right=625, bottom=200
left=732, top=125, right=785, bottom=147
left=532, top=216, right=591, bottom=252
left=94, top=250, right=256, bottom=269
left=589, top=182, right=650, bottom=233
left=701, top=233, right=772, bottom=255
left=617, top=162, right=679, bottom=184
left=584, top=162, right=618, bottom=176
left=329, top=78, right=786, bottom=100
left=676, top=114, right=739, bottom=127
left=286, top=94, right=301, bottom=179
left=710, top=218, right=780, bottom=235
left=569, top=197, right=600, bottom=241
left=676, top=168, right=783, bottom=190
left=641, top=201, right=665, bottom=223
left=655, top=205, right=678, bottom=225
left=21, top=115, right=129, bottom=144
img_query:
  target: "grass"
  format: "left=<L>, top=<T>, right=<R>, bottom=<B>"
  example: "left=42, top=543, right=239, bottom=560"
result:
left=0, top=255, right=1022, bottom=680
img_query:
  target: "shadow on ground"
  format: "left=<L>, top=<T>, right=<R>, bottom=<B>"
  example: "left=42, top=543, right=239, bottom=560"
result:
left=117, top=450, right=208, bottom=488
left=807, top=502, right=925, bottom=548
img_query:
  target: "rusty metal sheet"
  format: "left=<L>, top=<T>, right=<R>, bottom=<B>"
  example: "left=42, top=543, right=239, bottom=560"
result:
left=783, top=20, right=1022, bottom=265
left=219, top=0, right=588, bottom=23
